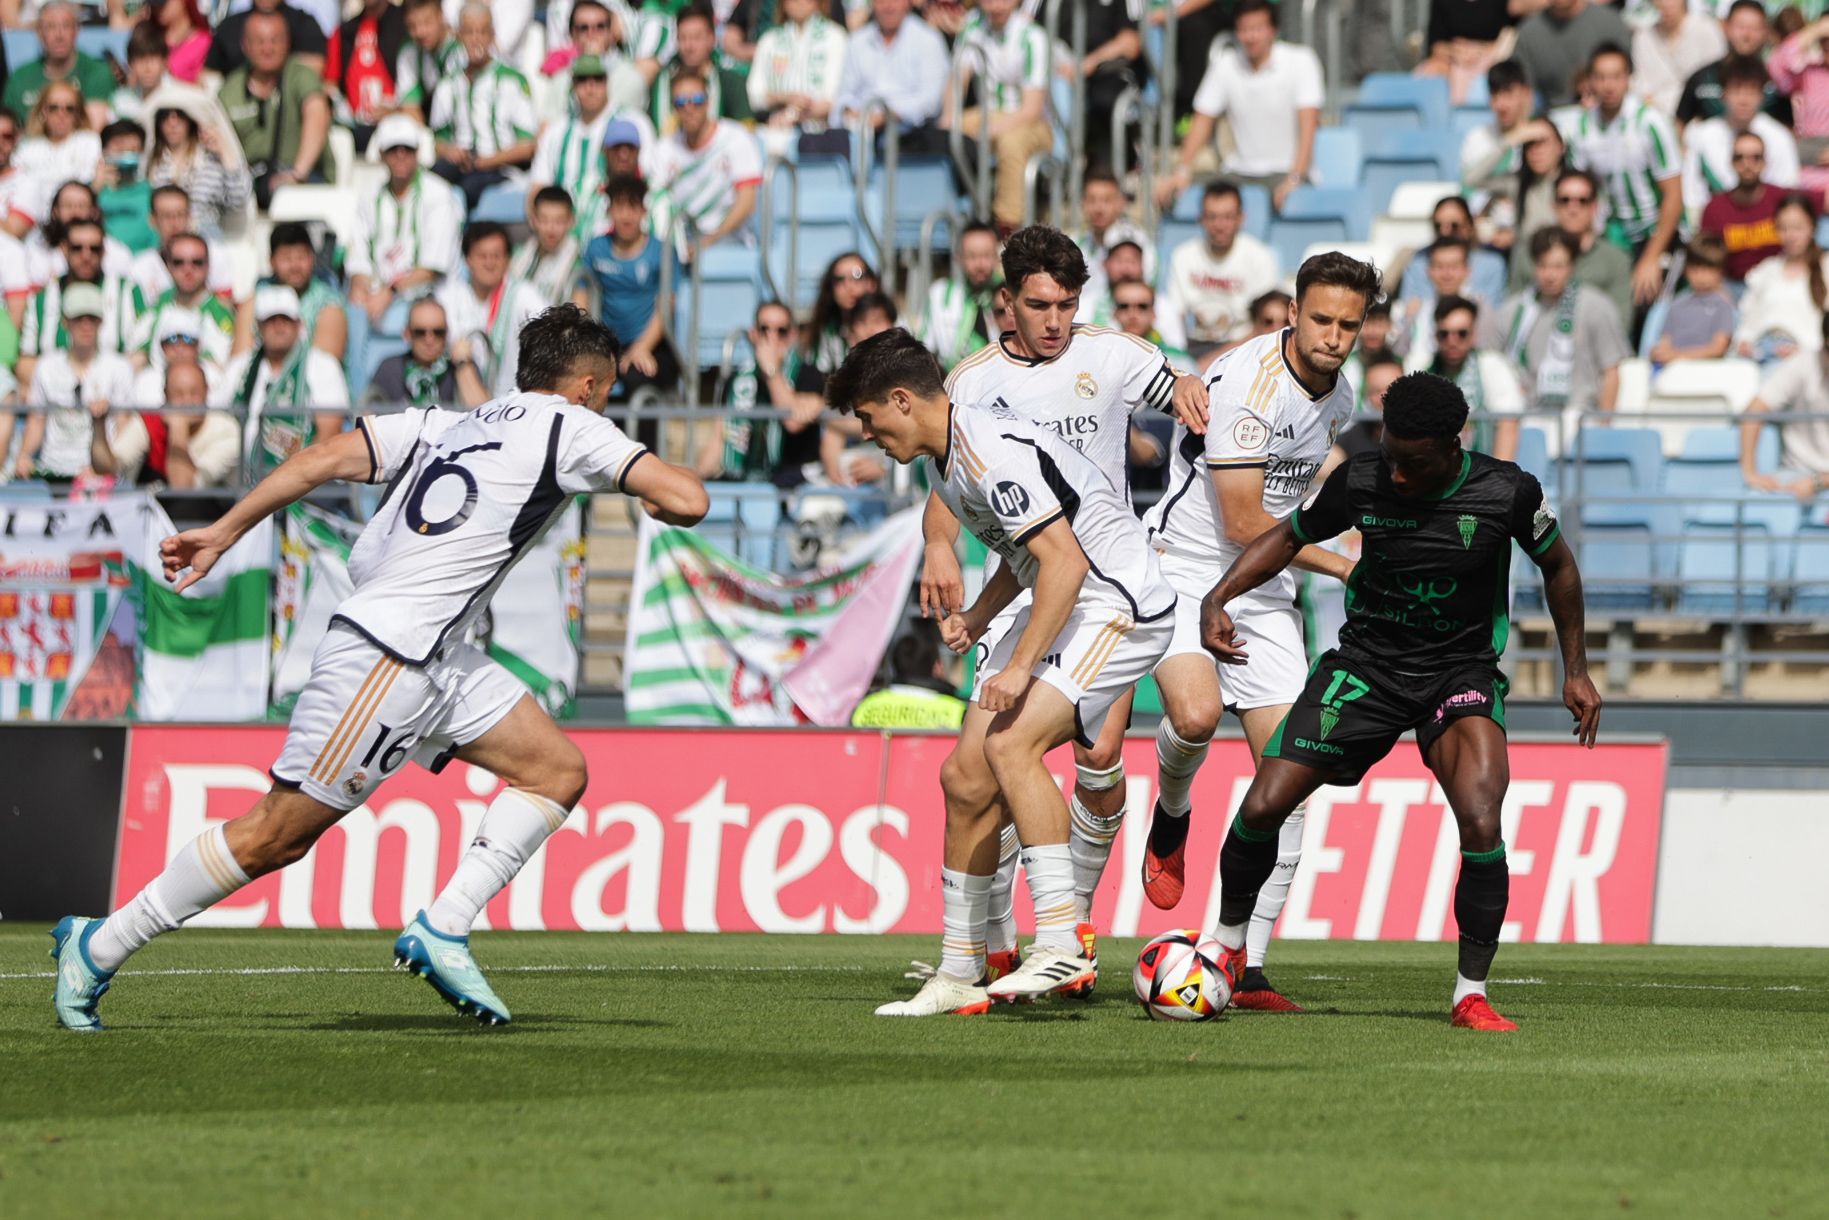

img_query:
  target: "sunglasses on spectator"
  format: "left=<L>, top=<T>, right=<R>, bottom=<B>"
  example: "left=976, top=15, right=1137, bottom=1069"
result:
left=168, top=255, right=206, bottom=267
left=1114, top=300, right=1152, bottom=311
left=410, top=327, right=447, bottom=338
left=571, top=19, right=607, bottom=32
left=672, top=92, right=708, bottom=107
left=161, top=333, right=199, bottom=345
left=757, top=324, right=792, bottom=336
left=1556, top=193, right=1594, bottom=205
left=45, top=102, right=78, bottom=113
left=68, top=242, right=102, bottom=253
left=1732, top=152, right=1764, bottom=162
left=1435, top=327, right=1471, bottom=340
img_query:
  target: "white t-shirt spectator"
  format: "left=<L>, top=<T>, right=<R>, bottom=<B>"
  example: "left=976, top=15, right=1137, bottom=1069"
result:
left=435, top=276, right=549, bottom=396
left=1159, top=232, right=1282, bottom=346
left=127, top=240, right=237, bottom=304
left=28, top=349, right=136, bottom=477
left=1630, top=11, right=1725, bottom=119
left=746, top=14, right=849, bottom=121
left=1682, top=115, right=1800, bottom=213
left=1189, top=40, right=1324, bottom=178
left=1752, top=349, right=1829, bottom=476
left=648, top=120, right=763, bottom=243
left=429, top=62, right=537, bottom=162
left=1734, top=254, right=1829, bottom=357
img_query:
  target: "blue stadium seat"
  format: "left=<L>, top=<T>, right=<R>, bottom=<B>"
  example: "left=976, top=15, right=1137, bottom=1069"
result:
left=700, top=485, right=782, bottom=571
left=1563, top=457, right=1638, bottom=500
left=1662, top=456, right=1749, bottom=501
left=1357, top=74, right=1451, bottom=129
left=469, top=181, right=527, bottom=225
left=777, top=157, right=856, bottom=224
left=0, top=479, right=53, bottom=503
left=1268, top=217, right=1348, bottom=275
left=1515, top=426, right=1553, bottom=490
left=1173, top=182, right=1270, bottom=240
left=77, top=28, right=129, bottom=63
left=1461, top=74, right=1491, bottom=108
left=1450, top=107, right=1490, bottom=150
left=1280, top=186, right=1364, bottom=231
left=1577, top=523, right=1660, bottom=611
left=1171, top=183, right=1206, bottom=222
left=0, top=30, right=32, bottom=70
left=864, top=158, right=962, bottom=254
left=1310, top=127, right=1363, bottom=190
left=1676, top=521, right=1784, bottom=615
left=1792, top=526, right=1829, bottom=614
left=1679, top=425, right=1780, bottom=470
left=1360, top=127, right=1462, bottom=169
left=769, top=216, right=862, bottom=312
left=676, top=245, right=765, bottom=369
left=1155, top=219, right=1201, bottom=278
left=1637, top=296, right=1672, bottom=359
left=1570, top=427, right=1664, bottom=490
left=1343, top=103, right=1426, bottom=138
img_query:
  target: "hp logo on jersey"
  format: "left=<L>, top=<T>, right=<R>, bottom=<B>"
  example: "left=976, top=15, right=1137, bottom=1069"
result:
left=991, top=481, right=1031, bottom=518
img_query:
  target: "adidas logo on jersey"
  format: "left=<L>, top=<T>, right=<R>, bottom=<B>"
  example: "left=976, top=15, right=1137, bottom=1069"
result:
left=1273, top=424, right=1297, bottom=441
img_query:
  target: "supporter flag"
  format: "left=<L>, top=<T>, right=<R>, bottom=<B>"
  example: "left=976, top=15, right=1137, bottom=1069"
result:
left=0, top=497, right=135, bottom=720
left=623, top=508, right=922, bottom=726
left=130, top=498, right=274, bottom=721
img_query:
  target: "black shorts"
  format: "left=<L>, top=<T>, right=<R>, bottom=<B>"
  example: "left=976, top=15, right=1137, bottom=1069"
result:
left=1261, top=649, right=1509, bottom=786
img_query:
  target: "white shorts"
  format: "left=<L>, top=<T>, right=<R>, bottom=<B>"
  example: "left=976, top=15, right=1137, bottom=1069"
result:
left=971, top=598, right=1174, bottom=746
left=272, top=623, right=528, bottom=811
left=1154, top=548, right=1309, bottom=713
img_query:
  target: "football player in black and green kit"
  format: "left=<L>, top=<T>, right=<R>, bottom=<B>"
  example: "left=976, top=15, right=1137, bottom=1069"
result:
left=1198, top=372, right=1603, bottom=1031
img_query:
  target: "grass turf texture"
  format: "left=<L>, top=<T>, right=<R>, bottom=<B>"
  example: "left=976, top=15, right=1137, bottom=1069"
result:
left=3, top=930, right=1826, bottom=1219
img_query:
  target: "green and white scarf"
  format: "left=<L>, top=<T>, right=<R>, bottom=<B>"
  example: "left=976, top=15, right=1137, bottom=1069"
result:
left=237, top=342, right=312, bottom=476
left=403, top=356, right=452, bottom=406
left=1505, top=288, right=1580, bottom=409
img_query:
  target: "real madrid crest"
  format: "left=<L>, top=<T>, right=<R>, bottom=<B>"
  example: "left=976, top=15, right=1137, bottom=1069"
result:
left=1075, top=372, right=1097, bottom=399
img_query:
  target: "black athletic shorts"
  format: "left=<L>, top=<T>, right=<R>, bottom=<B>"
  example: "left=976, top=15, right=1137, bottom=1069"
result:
left=1261, top=648, right=1509, bottom=786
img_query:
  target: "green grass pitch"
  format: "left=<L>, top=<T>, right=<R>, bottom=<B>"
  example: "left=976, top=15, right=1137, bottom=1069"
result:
left=4, top=928, right=1826, bottom=1219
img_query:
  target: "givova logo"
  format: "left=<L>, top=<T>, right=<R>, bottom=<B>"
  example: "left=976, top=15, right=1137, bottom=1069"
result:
left=992, top=481, right=1031, bottom=517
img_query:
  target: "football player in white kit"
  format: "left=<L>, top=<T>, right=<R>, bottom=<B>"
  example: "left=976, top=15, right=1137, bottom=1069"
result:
left=52, top=307, right=710, bottom=1032
left=1140, top=252, right=1382, bottom=1011
left=920, top=226, right=1208, bottom=993
left=828, top=329, right=1178, bottom=1017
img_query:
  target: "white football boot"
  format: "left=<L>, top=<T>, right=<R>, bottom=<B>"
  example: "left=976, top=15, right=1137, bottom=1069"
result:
left=875, top=972, right=993, bottom=1017
left=985, top=943, right=1096, bottom=1001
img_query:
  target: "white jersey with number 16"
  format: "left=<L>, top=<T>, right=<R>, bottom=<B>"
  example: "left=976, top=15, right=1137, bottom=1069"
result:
left=336, top=392, right=651, bottom=666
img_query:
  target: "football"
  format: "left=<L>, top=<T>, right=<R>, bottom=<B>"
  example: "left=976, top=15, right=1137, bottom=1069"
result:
left=1132, top=929, right=1232, bottom=1021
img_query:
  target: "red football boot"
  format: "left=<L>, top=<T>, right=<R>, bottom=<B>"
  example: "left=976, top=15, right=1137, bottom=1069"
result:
left=1451, top=993, right=1518, bottom=1031
left=1142, top=802, right=1191, bottom=909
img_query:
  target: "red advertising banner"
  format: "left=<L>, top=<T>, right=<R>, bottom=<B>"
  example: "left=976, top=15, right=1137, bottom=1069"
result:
left=116, top=727, right=1668, bottom=942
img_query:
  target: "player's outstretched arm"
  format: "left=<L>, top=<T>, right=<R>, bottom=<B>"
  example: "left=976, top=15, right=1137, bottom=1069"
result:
left=624, top=453, right=711, bottom=527
left=161, top=428, right=376, bottom=593
left=979, top=519, right=1087, bottom=713
left=1200, top=519, right=1303, bottom=664
left=1533, top=533, right=1602, bottom=747
left=1213, top=467, right=1352, bottom=581
left=920, top=491, right=965, bottom=619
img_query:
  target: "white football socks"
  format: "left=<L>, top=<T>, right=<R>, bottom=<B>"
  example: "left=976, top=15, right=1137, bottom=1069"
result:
left=426, top=787, right=571, bottom=937
left=984, top=823, right=1019, bottom=955
left=1453, top=972, right=1487, bottom=1006
left=1246, top=806, right=1306, bottom=969
left=1022, top=844, right=1079, bottom=952
left=1068, top=793, right=1124, bottom=922
left=1155, top=719, right=1209, bottom=815
left=89, top=823, right=250, bottom=973
left=938, top=868, right=991, bottom=982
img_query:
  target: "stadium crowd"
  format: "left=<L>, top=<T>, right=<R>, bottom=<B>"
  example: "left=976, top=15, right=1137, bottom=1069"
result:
left=0, top=0, right=1823, bottom=505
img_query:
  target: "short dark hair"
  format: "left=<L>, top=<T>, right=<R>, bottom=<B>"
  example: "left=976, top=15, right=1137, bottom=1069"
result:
left=1726, top=0, right=1767, bottom=21
left=1082, top=165, right=1121, bottom=193
left=1719, top=55, right=1770, bottom=93
left=676, top=0, right=715, bottom=31
left=269, top=221, right=313, bottom=254
left=825, top=327, right=945, bottom=413
left=1110, top=276, right=1154, bottom=303
left=1383, top=372, right=1470, bottom=441
left=1000, top=224, right=1089, bottom=296
left=1433, top=293, right=1479, bottom=324
left=1294, top=250, right=1382, bottom=307
left=101, top=118, right=143, bottom=145
left=515, top=304, right=621, bottom=391
left=888, top=620, right=944, bottom=684
left=1588, top=41, right=1632, bottom=74
left=532, top=185, right=575, bottom=213
left=1249, top=288, right=1291, bottom=321
left=150, top=183, right=189, bottom=209
left=569, top=0, right=609, bottom=25
left=1733, top=129, right=1767, bottom=155
left=1234, top=0, right=1278, bottom=27
left=846, top=291, right=898, bottom=328
left=164, top=230, right=207, bottom=261
left=1555, top=167, right=1600, bottom=197
left=1202, top=179, right=1242, bottom=209
left=462, top=220, right=510, bottom=257
left=1529, top=226, right=1579, bottom=263
left=1685, top=232, right=1728, bottom=269
left=1428, top=236, right=1471, bottom=263
left=127, top=20, right=167, bottom=59
left=605, top=172, right=647, bottom=207
left=959, top=218, right=999, bottom=250
left=1486, top=59, right=1527, bottom=95
left=1433, top=195, right=1473, bottom=225
left=403, top=0, right=442, bottom=14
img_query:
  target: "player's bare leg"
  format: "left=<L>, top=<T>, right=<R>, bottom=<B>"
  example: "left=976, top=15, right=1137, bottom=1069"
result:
left=1424, top=715, right=1519, bottom=1031
left=982, top=681, right=1099, bottom=1000
left=879, top=705, right=1001, bottom=1016
left=1231, top=703, right=1309, bottom=1012
left=1207, top=756, right=1332, bottom=989
left=1143, top=653, right=1223, bottom=908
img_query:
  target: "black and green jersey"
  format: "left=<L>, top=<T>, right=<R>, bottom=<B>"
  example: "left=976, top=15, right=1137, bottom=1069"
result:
left=1289, top=450, right=1560, bottom=672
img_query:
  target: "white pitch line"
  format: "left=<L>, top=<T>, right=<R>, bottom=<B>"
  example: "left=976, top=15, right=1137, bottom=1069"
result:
left=0, top=963, right=871, bottom=981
